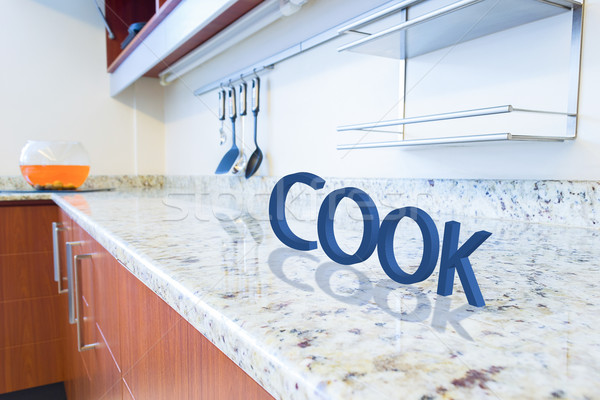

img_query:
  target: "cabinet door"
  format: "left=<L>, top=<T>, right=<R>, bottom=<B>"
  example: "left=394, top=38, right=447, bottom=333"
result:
left=119, top=265, right=188, bottom=399
left=58, top=210, right=80, bottom=400
left=0, top=252, right=56, bottom=301
left=0, top=203, right=63, bottom=395
left=64, top=225, right=122, bottom=400
left=187, top=321, right=274, bottom=400
left=57, top=209, right=73, bottom=298
left=64, top=321, right=91, bottom=400
left=61, top=215, right=91, bottom=400
left=0, top=204, right=56, bottom=254
left=89, top=236, right=122, bottom=400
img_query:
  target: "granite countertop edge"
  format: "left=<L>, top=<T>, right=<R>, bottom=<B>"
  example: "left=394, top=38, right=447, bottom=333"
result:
left=48, top=194, right=319, bottom=400
left=2, top=190, right=598, bottom=400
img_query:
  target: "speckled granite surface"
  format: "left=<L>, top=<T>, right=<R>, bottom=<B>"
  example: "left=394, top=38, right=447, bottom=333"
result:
left=39, top=188, right=599, bottom=400
left=3, top=174, right=598, bottom=229
left=1, top=176, right=599, bottom=399
left=0, top=175, right=163, bottom=191
left=164, top=176, right=600, bottom=229
left=0, top=175, right=163, bottom=201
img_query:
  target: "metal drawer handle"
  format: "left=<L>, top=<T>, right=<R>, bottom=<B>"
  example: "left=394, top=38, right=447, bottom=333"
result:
left=52, top=222, right=68, bottom=294
left=66, top=241, right=84, bottom=325
left=74, top=253, right=99, bottom=352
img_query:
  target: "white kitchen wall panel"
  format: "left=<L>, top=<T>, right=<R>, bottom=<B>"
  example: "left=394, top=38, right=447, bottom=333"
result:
left=164, top=0, right=600, bottom=180
left=0, top=0, right=165, bottom=176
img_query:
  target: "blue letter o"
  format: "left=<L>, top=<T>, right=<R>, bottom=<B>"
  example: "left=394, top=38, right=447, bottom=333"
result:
left=317, top=187, right=379, bottom=265
left=377, top=207, right=440, bottom=284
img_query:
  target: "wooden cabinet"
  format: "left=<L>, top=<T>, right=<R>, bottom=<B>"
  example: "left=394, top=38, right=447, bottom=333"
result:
left=61, top=220, right=122, bottom=400
left=187, top=320, right=274, bottom=400
left=105, top=0, right=264, bottom=75
left=69, top=218, right=274, bottom=399
left=0, top=201, right=56, bottom=254
left=104, top=0, right=158, bottom=69
left=60, top=211, right=89, bottom=400
left=0, top=253, right=56, bottom=301
left=2, top=201, right=274, bottom=399
left=0, top=201, right=64, bottom=394
left=90, top=239, right=122, bottom=400
left=106, top=0, right=265, bottom=96
left=118, top=261, right=187, bottom=400
left=118, top=264, right=274, bottom=400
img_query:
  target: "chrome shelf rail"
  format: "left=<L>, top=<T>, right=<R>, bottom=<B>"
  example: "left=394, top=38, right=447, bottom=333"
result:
left=337, top=133, right=572, bottom=150
left=338, top=105, right=551, bottom=132
left=337, top=105, right=576, bottom=132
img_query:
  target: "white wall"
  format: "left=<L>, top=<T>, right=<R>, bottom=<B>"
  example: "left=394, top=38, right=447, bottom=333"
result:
left=0, top=0, right=165, bottom=176
left=164, top=0, right=600, bottom=180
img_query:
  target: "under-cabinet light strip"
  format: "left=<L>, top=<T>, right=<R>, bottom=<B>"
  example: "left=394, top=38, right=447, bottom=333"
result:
left=159, top=0, right=286, bottom=85
left=192, top=19, right=345, bottom=96
left=188, top=0, right=409, bottom=95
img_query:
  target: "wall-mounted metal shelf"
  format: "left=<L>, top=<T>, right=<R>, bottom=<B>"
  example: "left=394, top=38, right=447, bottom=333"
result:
left=336, top=0, right=584, bottom=149
left=337, top=105, right=575, bottom=149
left=338, top=0, right=579, bottom=59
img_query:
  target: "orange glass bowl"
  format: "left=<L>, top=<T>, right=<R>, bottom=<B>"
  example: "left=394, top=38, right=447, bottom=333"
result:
left=19, top=141, right=90, bottom=190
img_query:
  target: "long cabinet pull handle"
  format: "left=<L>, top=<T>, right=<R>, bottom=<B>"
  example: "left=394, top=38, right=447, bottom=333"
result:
left=52, top=222, right=68, bottom=294
left=74, top=253, right=99, bottom=352
left=66, top=241, right=84, bottom=325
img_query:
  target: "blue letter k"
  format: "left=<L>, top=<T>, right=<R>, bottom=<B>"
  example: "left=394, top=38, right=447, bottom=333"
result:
left=437, top=221, right=491, bottom=308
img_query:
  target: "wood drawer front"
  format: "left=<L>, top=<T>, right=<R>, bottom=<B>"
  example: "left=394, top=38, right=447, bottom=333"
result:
left=66, top=228, right=123, bottom=400
left=0, top=339, right=63, bottom=394
left=101, top=379, right=122, bottom=400
left=119, top=264, right=188, bottom=399
left=187, top=320, right=274, bottom=400
left=118, top=265, right=180, bottom=374
left=64, top=324, right=91, bottom=400
left=0, top=252, right=55, bottom=301
left=0, top=205, right=57, bottom=255
left=122, top=319, right=188, bottom=400
left=89, top=328, right=123, bottom=400
left=91, top=240, right=122, bottom=372
left=0, top=295, right=62, bottom=348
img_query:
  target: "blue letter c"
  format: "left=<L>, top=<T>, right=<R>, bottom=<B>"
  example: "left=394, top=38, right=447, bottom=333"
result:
left=269, top=172, right=325, bottom=251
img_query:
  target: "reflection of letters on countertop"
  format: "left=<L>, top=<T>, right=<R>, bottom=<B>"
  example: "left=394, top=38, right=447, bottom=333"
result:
left=4, top=183, right=599, bottom=400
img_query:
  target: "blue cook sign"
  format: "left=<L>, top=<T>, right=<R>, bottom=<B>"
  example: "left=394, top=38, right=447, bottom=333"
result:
left=268, top=172, right=491, bottom=307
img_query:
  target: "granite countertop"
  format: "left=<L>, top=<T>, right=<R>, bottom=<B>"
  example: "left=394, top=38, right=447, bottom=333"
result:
left=3, top=188, right=599, bottom=399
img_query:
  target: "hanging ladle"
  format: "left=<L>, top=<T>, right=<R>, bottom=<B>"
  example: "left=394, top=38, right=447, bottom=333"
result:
left=215, top=87, right=240, bottom=174
left=245, top=76, right=263, bottom=179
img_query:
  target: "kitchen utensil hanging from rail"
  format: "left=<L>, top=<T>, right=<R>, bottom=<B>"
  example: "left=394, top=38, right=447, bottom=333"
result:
left=215, top=74, right=262, bottom=178
left=245, top=77, right=262, bottom=179
left=218, top=88, right=227, bottom=146
left=215, top=87, right=240, bottom=174
left=232, top=81, right=248, bottom=175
